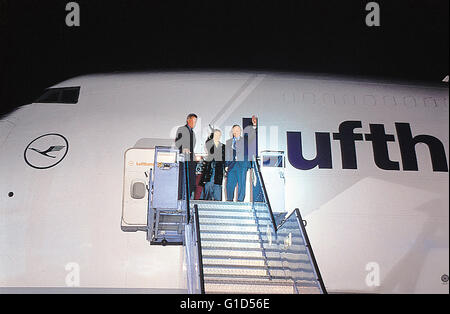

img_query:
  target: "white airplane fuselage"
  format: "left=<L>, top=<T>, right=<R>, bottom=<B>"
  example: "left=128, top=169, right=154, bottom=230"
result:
left=0, top=72, right=448, bottom=293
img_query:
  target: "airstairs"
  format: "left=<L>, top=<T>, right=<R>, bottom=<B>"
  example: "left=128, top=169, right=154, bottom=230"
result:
left=122, top=146, right=326, bottom=294
left=192, top=200, right=293, bottom=293
left=184, top=156, right=327, bottom=294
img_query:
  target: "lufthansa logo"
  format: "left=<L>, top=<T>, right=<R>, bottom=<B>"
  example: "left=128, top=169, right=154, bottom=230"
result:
left=24, top=134, right=69, bottom=169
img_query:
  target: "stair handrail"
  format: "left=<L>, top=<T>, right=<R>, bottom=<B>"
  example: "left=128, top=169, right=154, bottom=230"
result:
left=277, top=208, right=328, bottom=294
left=183, top=160, right=205, bottom=293
left=252, top=155, right=278, bottom=232
left=252, top=155, right=327, bottom=294
left=193, top=204, right=206, bottom=294
left=184, top=158, right=191, bottom=224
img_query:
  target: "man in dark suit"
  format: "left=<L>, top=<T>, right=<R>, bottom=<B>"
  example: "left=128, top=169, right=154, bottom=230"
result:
left=225, top=116, right=258, bottom=202
left=175, top=113, right=197, bottom=198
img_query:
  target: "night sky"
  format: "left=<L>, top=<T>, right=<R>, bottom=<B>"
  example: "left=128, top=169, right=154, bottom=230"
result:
left=0, top=0, right=448, bottom=117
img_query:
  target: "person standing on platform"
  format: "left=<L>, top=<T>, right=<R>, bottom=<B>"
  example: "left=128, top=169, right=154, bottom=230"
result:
left=225, top=116, right=258, bottom=202
left=175, top=113, right=197, bottom=198
left=200, top=129, right=225, bottom=201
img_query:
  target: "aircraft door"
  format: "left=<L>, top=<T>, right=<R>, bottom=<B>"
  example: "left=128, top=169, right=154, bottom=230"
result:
left=121, top=148, right=154, bottom=232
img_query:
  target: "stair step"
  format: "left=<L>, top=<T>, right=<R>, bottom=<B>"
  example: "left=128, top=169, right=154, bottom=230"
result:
left=199, top=220, right=274, bottom=228
left=204, top=275, right=322, bottom=294
left=201, top=237, right=265, bottom=244
left=193, top=202, right=270, bottom=213
left=200, top=229, right=305, bottom=243
left=197, top=206, right=270, bottom=212
left=200, top=236, right=306, bottom=249
left=201, top=245, right=304, bottom=254
left=199, top=217, right=256, bottom=225
left=199, top=220, right=272, bottom=228
left=200, top=229, right=261, bottom=236
left=199, top=231, right=281, bottom=246
left=203, top=263, right=289, bottom=278
left=204, top=273, right=319, bottom=287
left=201, top=232, right=261, bottom=241
left=202, top=257, right=314, bottom=274
left=198, top=211, right=272, bottom=220
left=197, top=209, right=272, bottom=218
left=203, top=262, right=284, bottom=270
left=205, top=282, right=294, bottom=294
left=204, top=277, right=293, bottom=286
left=192, top=200, right=253, bottom=208
left=203, top=273, right=290, bottom=282
left=201, top=241, right=263, bottom=250
left=198, top=217, right=274, bottom=228
left=200, top=241, right=298, bottom=251
left=202, top=240, right=308, bottom=253
left=203, top=257, right=269, bottom=267
left=203, top=254, right=288, bottom=267
left=201, top=249, right=265, bottom=259
left=200, top=223, right=259, bottom=233
left=199, top=211, right=256, bottom=219
left=203, top=265, right=271, bottom=277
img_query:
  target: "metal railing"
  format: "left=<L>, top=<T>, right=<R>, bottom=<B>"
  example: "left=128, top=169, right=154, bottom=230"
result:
left=251, top=156, right=281, bottom=282
left=193, top=204, right=205, bottom=293
left=251, top=155, right=278, bottom=232
left=184, top=160, right=191, bottom=224
left=251, top=156, right=327, bottom=294
left=183, top=160, right=205, bottom=294
left=277, top=208, right=327, bottom=294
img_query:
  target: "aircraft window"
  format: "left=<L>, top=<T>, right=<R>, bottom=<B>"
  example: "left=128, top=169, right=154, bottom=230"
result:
left=424, top=97, right=437, bottom=108
left=403, top=96, right=417, bottom=107
left=35, top=86, right=80, bottom=104
left=36, top=89, right=60, bottom=103
left=60, top=87, right=80, bottom=103
left=131, top=181, right=146, bottom=199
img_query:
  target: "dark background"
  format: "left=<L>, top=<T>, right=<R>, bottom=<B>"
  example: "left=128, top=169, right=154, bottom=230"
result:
left=0, top=0, right=448, bottom=117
